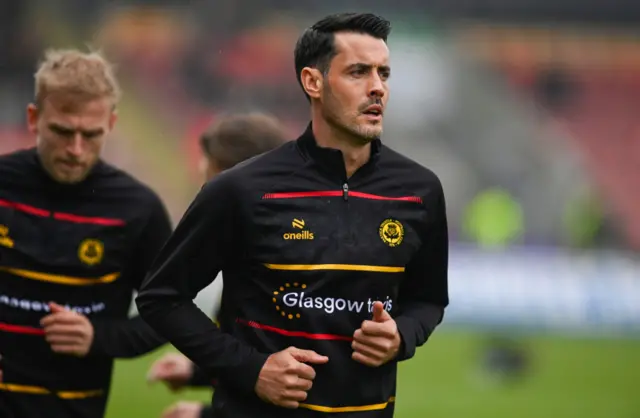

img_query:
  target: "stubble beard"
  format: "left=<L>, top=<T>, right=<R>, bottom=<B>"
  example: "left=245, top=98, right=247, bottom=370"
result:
left=322, top=92, right=382, bottom=145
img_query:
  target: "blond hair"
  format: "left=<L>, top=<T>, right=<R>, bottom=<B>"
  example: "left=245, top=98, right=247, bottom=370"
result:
left=34, top=48, right=121, bottom=108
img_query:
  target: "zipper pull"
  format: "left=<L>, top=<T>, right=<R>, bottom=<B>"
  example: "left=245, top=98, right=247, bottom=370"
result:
left=342, top=183, right=349, bottom=200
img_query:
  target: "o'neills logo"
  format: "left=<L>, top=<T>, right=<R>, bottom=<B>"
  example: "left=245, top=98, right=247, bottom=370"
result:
left=283, top=218, right=314, bottom=240
left=283, top=230, right=314, bottom=240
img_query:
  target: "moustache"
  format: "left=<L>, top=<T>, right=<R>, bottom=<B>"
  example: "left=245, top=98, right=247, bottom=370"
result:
left=359, top=99, right=383, bottom=112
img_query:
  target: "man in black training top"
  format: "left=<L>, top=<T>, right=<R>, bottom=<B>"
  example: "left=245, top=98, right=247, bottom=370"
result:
left=146, top=112, right=289, bottom=418
left=0, top=48, right=170, bottom=418
left=137, top=12, right=449, bottom=418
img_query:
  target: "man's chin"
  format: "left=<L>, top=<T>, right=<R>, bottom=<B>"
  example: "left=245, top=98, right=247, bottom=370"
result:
left=51, top=170, right=88, bottom=184
left=355, top=126, right=383, bottom=143
left=331, top=119, right=382, bottom=143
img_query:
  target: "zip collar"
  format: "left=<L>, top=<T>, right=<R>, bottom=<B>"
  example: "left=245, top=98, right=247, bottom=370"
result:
left=296, top=122, right=381, bottom=182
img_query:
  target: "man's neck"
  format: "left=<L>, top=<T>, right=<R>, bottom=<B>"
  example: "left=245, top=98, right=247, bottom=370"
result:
left=312, top=118, right=371, bottom=178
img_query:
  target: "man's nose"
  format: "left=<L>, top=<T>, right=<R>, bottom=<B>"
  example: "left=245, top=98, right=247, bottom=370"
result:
left=66, top=134, right=84, bottom=157
left=368, top=74, right=385, bottom=99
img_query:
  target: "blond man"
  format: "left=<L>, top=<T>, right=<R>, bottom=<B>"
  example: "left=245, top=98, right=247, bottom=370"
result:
left=0, top=48, right=170, bottom=418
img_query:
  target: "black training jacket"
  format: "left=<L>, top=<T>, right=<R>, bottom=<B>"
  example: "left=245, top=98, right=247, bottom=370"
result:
left=136, top=124, right=449, bottom=418
left=0, top=148, right=170, bottom=418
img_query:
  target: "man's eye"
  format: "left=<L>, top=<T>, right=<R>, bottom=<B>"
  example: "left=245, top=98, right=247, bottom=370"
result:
left=52, top=128, right=74, bottom=137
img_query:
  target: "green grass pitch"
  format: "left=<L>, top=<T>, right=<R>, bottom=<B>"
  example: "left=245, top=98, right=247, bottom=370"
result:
left=106, top=328, right=640, bottom=418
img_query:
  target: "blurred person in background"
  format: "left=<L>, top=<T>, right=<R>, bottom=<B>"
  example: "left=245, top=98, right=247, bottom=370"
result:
left=146, top=112, right=289, bottom=418
left=0, top=2, right=44, bottom=153
left=0, top=48, right=170, bottom=418
left=136, top=12, right=448, bottom=418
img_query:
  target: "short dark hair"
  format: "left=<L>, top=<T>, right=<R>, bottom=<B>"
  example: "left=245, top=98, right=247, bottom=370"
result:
left=294, top=13, right=391, bottom=100
left=200, top=112, right=288, bottom=170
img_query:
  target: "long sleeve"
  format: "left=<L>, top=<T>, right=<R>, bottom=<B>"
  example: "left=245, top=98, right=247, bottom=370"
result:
left=88, top=194, right=172, bottom=358
left=135, top=174, right=269, bottom=395
left=188, top=364, right=216, bottom=387
left=395, top=179, right=449, bottom=361
left=89, top=316, right=166, bottom=358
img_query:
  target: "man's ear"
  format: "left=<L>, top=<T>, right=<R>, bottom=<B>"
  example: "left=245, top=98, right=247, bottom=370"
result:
left=300, top=67, right=323, bottom=100
left=26, top=103, right=39, bottom=135
left=108, top=109, right=118, bottom=132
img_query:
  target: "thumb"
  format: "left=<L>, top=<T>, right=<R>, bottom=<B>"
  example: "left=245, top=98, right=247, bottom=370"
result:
left=49, top=302, right=67, bottom=313
left=372, top=301, right=391, bottom=322
left=288, top=348, right=329, bottom=364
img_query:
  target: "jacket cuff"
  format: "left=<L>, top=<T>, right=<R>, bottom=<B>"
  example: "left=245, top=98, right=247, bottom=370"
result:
left=87, top=320, right=108, bottom=357
left=219, top=351, right=269, bottom=394
left=394, top=316, right=417, bottom=361
left=187, top=365, right=213, bottom=387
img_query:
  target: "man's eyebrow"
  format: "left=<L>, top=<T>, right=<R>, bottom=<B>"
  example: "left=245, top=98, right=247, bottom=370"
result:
left=346, top=63, right=372, bottom=71
left=48, top=123, right=104, bottom=136
left=81, top=128, right=105, bottom=136
left=346, top=63, right=390, bottom=72
left=48, top=122, right=74, bottom=132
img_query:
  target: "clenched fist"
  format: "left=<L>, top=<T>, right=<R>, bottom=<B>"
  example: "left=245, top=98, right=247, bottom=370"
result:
left=147, top=353, right=194, bottom=392
left=351, top=301, right=401, bottom=367
left=255, top=346, right=329, bottom=408
left=40, top=302, right=94, bottom=357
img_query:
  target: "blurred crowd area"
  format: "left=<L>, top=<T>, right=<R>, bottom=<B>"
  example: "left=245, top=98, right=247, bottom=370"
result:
left=3, top=1, right=640, bottom=253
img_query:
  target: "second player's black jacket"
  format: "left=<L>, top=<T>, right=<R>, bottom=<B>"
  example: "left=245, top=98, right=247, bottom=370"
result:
left=0, top=148, right=171, bottom=418
left=136, top=124, right=449, bottom=418
left=186, top=366, right=216, bottom=418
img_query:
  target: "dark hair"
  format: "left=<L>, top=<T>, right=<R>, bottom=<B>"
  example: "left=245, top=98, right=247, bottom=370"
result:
left=200, top=112, right=288, bottom=170
left=294, top=13, right=391, bottom=100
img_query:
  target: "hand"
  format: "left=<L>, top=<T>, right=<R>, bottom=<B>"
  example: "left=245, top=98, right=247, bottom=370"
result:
left=351, top=301, right=401, bottom=367
left=147, top=353, right=194, bottom=392
left=40, top=302, right=94, bottom=357
left=161, top=401, right=203, bottom=418
left=255, top=346, right=329, bottom=409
